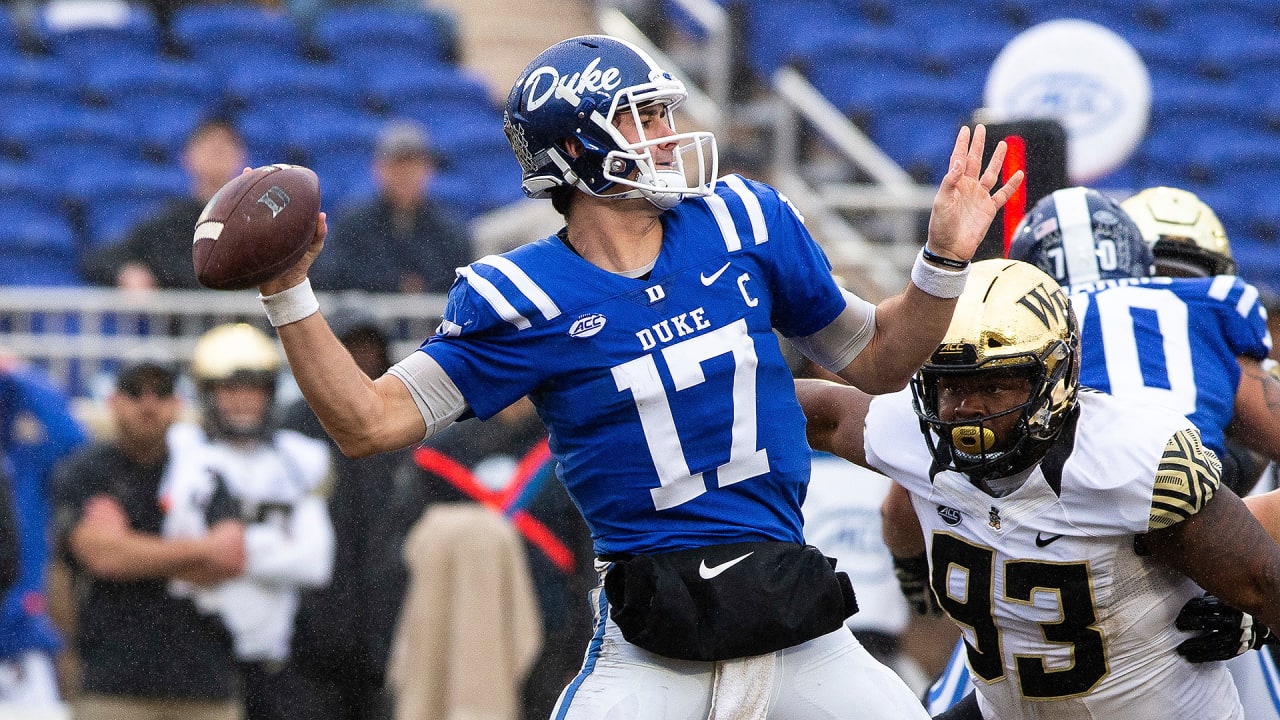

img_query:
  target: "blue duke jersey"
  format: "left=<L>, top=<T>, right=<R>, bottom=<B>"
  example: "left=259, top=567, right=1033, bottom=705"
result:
left=1071, top=275, right=1272, bottom=459
left=419, top=175, right=847, bottom=556
left=865, top=388, right=1241, bottom=719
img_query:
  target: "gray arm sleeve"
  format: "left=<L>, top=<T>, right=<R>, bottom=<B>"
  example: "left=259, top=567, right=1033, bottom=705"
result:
left=788, top=288, right=877, bottom=374
left=385, top=351, right=469, bottom=441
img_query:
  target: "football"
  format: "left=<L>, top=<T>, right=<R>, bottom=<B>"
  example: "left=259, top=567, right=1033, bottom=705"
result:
left=192, top=164, right=321, bottom=290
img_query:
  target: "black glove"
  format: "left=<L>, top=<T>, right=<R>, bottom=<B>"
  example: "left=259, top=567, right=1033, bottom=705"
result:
left=1175, top=593, right=1276, bottom=663
left=892, top=553, right=942, bottom=617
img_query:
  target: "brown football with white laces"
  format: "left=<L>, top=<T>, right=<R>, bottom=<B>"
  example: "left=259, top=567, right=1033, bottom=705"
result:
left=193, top=164, right=320, bottom=290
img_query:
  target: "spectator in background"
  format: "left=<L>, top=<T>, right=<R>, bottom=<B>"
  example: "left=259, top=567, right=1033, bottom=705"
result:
left=179, top=323, right=335, bottom=720
left=402, top=397, right=595, bottom=720
left=51, top=360, right=245, bottom=720
left=81, top=118, right=248, bottom=290
left=311, top=119, right=473, bottom=294
left=280, top=306, right=414, bottom=720
left=0, top=352, right=88, bottom=708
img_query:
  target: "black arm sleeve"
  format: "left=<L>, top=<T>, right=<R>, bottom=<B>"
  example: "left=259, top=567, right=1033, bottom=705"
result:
left=0, top=470, right=19, bottom=596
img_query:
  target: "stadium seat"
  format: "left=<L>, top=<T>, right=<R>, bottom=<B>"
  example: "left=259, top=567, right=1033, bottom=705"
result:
left=0, top=203, right=81, bottom=286
left=917, top=20, right=1016, bottom=79
left=169, top=3, right=302, bottom=68
left=0, top=162, right=65, bottom=215
left=311, top=6, right=458, bottom=70
left=32, top=0, right=162, bottom=63
left=289, top=110, right=384, bottom=164
left=741, top=1, right=871, bottom=77
left=430, top=130, right=524, bottom=220
left=83, top=58, right=218, bottom=111
left=0, top=6, right=20, bottom=58
left=65, top=161, right=186, bottom=247
left=223, top=59, right=362, bottom=115
left=0, top=58, right=81, bottom=113
left=361, top=63, right=497, bottom=119
left=3, top=108, right=140, bottom=170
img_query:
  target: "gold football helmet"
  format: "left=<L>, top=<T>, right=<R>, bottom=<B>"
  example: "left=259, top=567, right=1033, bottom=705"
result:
left=1120, top=186, right=1234, bottom=277
left=191, top=323, right=281, bottom=439
left=911, top=259, right=1080, bottom=481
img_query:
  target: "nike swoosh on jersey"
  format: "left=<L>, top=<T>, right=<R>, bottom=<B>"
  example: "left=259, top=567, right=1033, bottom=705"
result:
left=1035, top=532, right=1065, bottom=547
left=700, top=262, right=731, bottom=286
left=698, top=551, right=754, bottom=579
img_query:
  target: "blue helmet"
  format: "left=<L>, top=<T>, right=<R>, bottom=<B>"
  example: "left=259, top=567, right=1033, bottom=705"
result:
left=1008, top=186, right=1152, bottom=286
left=503, top=34, right=717, bottom=209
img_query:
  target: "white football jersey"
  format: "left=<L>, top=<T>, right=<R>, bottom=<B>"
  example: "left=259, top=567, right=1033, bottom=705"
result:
left=193, top=425, right=335, bottom=663
left=865, top=388, right=1241, bottom=720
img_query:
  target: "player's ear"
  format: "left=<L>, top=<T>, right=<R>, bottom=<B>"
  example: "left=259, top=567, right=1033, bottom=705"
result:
left=562, top=138, right=584, bottom=159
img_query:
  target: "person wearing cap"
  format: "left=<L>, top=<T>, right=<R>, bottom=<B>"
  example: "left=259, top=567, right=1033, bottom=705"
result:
left=50, top=360, right=246, bottom=720
left=311, top=118, right=474, bottom=294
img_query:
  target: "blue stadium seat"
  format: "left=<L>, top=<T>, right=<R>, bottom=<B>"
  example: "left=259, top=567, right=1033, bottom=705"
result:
left=0, top=6, right=20, bottom=58
left=361, top=64, right=496, bottom=119
left=169, top=3, right=302, bottom=68
left=65, top=161, right=186, bottom=247
left=83, top=58, right=218, bottom=111
left=430, top=130, right=524, bottom=219
left=224, top=59, right=362, bottom=114
left=311, top=6, right=457, bottom=70
left=0, top=203, right=81, bottom=286
left=3, top=108, right=140, bottom=169
left=807, top=63, right=921, bottom=123
left=309, top=150, right=376, bottom=211
left=32, top=1, right=161, bottom=63
left=0, top=162, right=65, bottom=215
left=289, top=111, right=384, bottom=163
left=0, top=58, right=81, bottom=111
left=742, top=1, right=871, bottom=77
left=233, top=108, right=295, bottom=167
left=917, top=20, right=1017, bottom=79
left=83, top=59, right=222, bottom=159
left=869, top=105, right=966, bottom=183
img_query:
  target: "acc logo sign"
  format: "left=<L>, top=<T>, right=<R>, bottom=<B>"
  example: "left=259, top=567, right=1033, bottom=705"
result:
left=983, top=19, right=1150, bottom=182
left=523, top=57, right=622, bottom=111
left=568, top=313, right=607, bottom=338
left=937, top=505, right=962, bottom=526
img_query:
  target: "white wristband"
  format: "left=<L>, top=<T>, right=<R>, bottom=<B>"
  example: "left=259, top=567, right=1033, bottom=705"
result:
left=258, top=278, right=320, bottom=327
left=910, top=248, right=969, bottom=299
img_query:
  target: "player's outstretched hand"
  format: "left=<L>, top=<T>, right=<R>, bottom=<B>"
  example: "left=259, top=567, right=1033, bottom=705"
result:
left=925, top=124, right=1024, bottom=264
left=259, top=211, right=327, bottom=297
left=1175, top=593, right=1276, bottom=662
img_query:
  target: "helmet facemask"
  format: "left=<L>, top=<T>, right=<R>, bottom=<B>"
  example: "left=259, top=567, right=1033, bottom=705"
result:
left=909, top=259, right=1082, bottom=489
left=191, top=323, right=282, bottom=442
left=596, top=91, right=717, bottom=209
left=201, top=372, right=277, bottom=441
left=912, top=342, right=1075, bottom=485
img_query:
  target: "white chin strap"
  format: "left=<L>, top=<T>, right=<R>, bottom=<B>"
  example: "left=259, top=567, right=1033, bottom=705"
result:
left=641, top=169, right=691, bottom=210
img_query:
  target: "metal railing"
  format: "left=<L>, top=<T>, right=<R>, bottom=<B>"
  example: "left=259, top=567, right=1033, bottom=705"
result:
left=0, top=287, right=447, bottom=398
